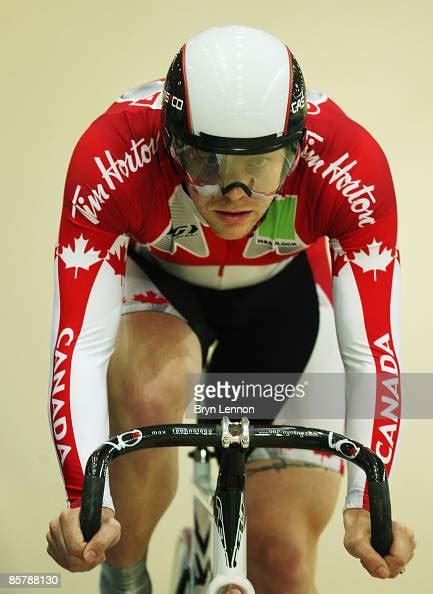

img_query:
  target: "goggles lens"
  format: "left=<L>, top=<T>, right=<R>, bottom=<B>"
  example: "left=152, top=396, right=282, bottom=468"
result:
left=172, top=139, right=300, bottom=198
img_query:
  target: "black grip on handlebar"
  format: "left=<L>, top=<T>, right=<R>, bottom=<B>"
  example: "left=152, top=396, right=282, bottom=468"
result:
left=367, top=480, right=393, bottom=556
left=79, top=474, right=105, bottom=542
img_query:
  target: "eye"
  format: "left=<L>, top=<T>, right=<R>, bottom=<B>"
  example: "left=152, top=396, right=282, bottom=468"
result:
left=248, top=156, right=267, bottom=168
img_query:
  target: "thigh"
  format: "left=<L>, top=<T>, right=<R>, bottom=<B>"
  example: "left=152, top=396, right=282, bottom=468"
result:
left=108, top=256, right=203, bottom=423
left=108, top=311, right=202, bottom=426
left=109, top=310, right=202, bottom=384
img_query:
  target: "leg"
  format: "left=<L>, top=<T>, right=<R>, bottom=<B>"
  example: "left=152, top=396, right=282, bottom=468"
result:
left=244, top=273, right=345, bottom=593
left=105, top=311, right=202, bottom=568
left=246, top=461, right=341, bottom=594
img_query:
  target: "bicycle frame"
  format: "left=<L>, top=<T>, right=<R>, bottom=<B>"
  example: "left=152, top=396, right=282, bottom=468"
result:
left=80, top=418, right=393, bottom=594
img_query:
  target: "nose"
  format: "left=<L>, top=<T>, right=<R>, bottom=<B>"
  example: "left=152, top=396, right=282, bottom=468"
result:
left=222, top=184, right=250, bottom=202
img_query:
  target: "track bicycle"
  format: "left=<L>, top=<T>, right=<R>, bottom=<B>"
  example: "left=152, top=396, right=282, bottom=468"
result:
left=80, top=417, right=392, bottom=593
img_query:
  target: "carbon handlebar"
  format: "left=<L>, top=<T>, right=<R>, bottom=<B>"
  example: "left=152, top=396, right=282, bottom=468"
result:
left=79, top=423, right=392, bottom=556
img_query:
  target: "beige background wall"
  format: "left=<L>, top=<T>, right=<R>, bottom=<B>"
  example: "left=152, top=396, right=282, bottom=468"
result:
left=1, top=1, right=431, bottom=592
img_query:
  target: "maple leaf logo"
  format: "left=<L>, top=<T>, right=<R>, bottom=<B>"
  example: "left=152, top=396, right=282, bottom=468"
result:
left=351, top=239, right=394, bottom=281
left=132, top=291, right=169, bottom=305
left=107, top=243, right=127, bottom=281
left=59, top=235, right=102, bottom=279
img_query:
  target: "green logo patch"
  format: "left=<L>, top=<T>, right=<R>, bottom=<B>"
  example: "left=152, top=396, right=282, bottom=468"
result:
left=256, top=195, right=298, bottom=247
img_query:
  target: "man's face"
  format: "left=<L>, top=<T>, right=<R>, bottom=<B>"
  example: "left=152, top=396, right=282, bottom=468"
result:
left=188, top=183, right=274, bottom=240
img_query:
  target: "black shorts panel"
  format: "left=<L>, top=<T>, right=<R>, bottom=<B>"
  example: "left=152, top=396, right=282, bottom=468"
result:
left=129, top=250, right=319, bottom=377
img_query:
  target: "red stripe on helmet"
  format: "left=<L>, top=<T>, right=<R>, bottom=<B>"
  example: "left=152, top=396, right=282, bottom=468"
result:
left=284, top=47, right=294, bottom=135
left=182, top=44, right=193, bottom=133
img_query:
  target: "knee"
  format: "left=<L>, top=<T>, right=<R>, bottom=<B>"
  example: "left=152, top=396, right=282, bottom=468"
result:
left=248, top=532, right=315, bottom=594
left=109, top=342, right=201, bottom=425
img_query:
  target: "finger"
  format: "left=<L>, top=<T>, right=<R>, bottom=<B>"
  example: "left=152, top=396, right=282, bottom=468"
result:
left=47, top=543, right=64, bottom=567
left=384, top=523, right=417, bottom=578
left=52, top=516, right=104, bottom=572
left=47, top=544, right=57, bottom=563
left=49, top=544, right=105, bottom=573
left=83, top=516, right=121, bottom=563
left=68, top=552, right=107, bottom=572
left=384, top=548, right=415, bottom=578
left=46, top=531, right=68, bottom=568
left=49, top=518, right=69, bottom=557
left=348, top=540, right=390, bottom=578
left=58, top=510, right=86, bottom=558
left=384, top=554, right=406, bottom=578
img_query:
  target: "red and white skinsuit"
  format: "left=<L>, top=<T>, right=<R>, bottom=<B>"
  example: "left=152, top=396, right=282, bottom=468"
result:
left=49, top=82, right=401, bottom=512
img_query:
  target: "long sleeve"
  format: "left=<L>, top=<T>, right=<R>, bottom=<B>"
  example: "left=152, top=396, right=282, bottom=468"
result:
left=48, top=113, right=136, bottom=509
left=327, top=134, right=401, bottom=510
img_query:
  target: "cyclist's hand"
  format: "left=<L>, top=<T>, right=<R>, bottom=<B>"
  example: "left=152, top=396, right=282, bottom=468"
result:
left=46, top=507, right=121, bottom=572
left=343, top=508, right=416, bottom=579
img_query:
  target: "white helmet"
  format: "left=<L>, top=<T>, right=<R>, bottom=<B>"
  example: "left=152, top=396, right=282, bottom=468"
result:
left=162, top=25, right=307, bottom=198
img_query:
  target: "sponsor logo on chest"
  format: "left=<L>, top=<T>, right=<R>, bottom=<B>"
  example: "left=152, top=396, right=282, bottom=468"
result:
left=243, top=195, right=306, bottom=258
left=149, top=188, right=209, bottom=257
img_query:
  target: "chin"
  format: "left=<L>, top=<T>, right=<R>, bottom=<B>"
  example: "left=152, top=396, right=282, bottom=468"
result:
left=211, top=222, right=254, bottom=240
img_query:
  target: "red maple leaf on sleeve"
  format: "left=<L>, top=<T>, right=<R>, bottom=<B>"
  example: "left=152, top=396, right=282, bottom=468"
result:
left=351, top=239, right=395, bottom=281
left=107, top=244, right=128, bottom=279
left=133, top=290, right=169, bottom=305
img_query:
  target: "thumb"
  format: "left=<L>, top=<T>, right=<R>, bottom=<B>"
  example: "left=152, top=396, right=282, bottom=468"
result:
left=83, top=516, right=120, bottom=562
left=361, top=552, right=390, bottom=579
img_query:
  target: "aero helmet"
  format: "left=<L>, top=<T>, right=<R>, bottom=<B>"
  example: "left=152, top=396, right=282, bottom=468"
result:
left=162, top=25, right=307, bottom=199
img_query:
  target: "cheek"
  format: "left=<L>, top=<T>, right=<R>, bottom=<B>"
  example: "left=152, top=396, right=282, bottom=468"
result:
left=190, top=194, right=211, bottom=214
left=186, top=185, right=208, bottom=207
left=187, top=189, right=201, bottom=207
left=259, top=199, right=274, bottom=215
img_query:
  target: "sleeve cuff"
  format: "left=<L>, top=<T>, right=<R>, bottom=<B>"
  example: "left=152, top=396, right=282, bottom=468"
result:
left=344, top=488, right=370, bottom=511
left=67, top=471, right=115, bottom=513
left=102, top=470, right=115, bottom=513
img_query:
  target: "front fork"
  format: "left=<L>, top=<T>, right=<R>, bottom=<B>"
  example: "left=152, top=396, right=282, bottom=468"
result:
left=207, top=418, right=255, bottom=594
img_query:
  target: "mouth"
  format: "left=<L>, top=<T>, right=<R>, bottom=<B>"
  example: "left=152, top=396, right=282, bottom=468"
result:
left=213, top=210, right=253, bottom=225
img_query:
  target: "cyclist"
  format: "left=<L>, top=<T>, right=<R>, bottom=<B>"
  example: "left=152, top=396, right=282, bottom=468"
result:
left=46, top=25, right=415, bottom=594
